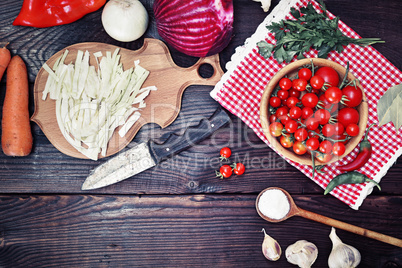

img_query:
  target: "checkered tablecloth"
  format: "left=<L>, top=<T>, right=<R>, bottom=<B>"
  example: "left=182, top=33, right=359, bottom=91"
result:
left=210, top=0, right=402, bottom=209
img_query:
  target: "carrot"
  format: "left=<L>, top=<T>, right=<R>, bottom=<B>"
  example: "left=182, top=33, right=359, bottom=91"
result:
left=0, top=43, right=11, bottom=81
left=2, top=55, right=33, bottom=156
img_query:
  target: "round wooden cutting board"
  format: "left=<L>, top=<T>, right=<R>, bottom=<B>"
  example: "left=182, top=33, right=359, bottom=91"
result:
left=32, top=38, right=224, bottom=159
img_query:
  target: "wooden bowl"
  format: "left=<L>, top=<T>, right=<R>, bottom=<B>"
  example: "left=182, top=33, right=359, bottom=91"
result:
left=260, top=58, right=368, bottom=166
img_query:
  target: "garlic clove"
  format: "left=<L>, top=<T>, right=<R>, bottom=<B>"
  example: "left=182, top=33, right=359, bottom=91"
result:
left=261, top=228, right=282, bottom=261
left=328, top=227, right=361, bottom=268
left=252, top=0, right=272, bottom=12
left=285, top=240, right=318, bottom=268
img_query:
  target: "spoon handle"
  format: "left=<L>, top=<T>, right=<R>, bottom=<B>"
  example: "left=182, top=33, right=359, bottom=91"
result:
left=298, top=208, right=402, bottom=247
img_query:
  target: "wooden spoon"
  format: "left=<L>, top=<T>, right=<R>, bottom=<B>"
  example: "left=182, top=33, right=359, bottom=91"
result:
left=255, top=187, right=402, bottom=247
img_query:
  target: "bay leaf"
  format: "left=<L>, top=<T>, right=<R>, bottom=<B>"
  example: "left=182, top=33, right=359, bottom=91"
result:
left=377, top=83, right=402, bottom=132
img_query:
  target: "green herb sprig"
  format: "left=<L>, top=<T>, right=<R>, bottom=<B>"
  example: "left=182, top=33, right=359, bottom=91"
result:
left=257, top=0, right=384, bottom=64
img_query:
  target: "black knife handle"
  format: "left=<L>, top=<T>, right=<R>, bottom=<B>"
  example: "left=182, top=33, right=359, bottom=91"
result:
left=148, top=108, right=231, bottom=163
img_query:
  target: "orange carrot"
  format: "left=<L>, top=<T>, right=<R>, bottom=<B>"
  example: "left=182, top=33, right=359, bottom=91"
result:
left=2, top=55, right=33, bottom=156
left=0, top=43, right=11, bottom=81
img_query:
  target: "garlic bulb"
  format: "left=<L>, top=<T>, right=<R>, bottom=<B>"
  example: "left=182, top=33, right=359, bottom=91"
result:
left=261, top=228, right=281, bottom=261
left=328, top=228, right=361, bottom=268
left=285, top=240, right=318, bottom=268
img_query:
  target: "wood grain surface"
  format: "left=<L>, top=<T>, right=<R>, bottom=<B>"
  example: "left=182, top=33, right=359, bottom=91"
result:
left=0, top=0, right=401, bottom=267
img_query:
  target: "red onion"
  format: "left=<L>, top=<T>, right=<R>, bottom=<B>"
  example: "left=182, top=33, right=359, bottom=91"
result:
left=153, top=0, right=234, bottom=57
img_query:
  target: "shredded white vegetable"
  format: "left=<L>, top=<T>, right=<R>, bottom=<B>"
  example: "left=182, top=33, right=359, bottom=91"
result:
left=42, top=48, right=155, bottom=160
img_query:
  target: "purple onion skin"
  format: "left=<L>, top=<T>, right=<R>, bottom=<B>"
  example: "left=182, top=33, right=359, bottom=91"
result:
left=154, top=0, right=234, bottom=57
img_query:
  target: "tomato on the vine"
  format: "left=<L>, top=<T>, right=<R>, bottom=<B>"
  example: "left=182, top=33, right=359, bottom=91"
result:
left=289, top=106, right=302, bottom=119
left=220, top=147, right=232, bottom=160
left=322, top=124, right=335, bottom=137
left=315, top=66, right=339, bottom=87
left=308, top=130, right=320, bottom=139
left=332, top=142, right=346, bottom=156
left=310, top=75, right=325, bottom=90
left=293, top=141, right=307, bottom=155
left=319, top=94, right=338, bottom=113
left=294, top=128, right=308, bottom=141
left=301, top=107, right=314, bottom=120
left=302, top=93, right=319, bottom=108
left=319, top=140, right=333, bottom=154
left=269, top=122, right=283, bottom=137
left=269, top=96, right=282, bottom=107
left=292, top=78, right=308, bottom=91
left=276, top=106, right=288, bottom=117
left=316, top=153, right=333, bottom=163
left=280, top=134, right=294, bottom=148
left=269, top=114, right=277, bottom=123
left=232, top=163, right=245, bottom=175
left=277, top=89, right=289, bottom=100
left=216, top=164, right=232, bottom=179
left=288, top=89, right=301, bottom=98
left=338, top=108, right=359, bottom=127
left=332, top=122, right=345, bottom=136
left=305, top=117, right=319, bottom=131
left=285, top=120, right=298, bottom=134
left=314, top=109, right=331, bottom=125
left=306, top=137, right=320, bottom=151
left=325, top=87, right=343, bottom=104
left=346, top=123, right=360, bottom=137
left=298, top=68, right=312, bottom=81
left=342, top=85, right=363, bottom=107
left=286, top=96, right=300, bottom=108
left=279, top=77, right=292, bottom=90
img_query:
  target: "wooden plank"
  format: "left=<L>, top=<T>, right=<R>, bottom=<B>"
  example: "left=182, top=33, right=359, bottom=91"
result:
left=0, top=194, right=401, bottom=267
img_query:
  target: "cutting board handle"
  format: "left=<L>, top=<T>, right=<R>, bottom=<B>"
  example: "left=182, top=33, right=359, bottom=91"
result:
left=188, top=54, right=225, bottom=86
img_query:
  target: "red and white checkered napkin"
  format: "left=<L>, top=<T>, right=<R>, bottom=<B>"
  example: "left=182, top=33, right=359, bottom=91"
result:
left=210, top=0, right=402, bottom=209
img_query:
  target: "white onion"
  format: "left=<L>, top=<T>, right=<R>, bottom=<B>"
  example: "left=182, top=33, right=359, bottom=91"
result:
left=102, top=0, right=149, bottom=42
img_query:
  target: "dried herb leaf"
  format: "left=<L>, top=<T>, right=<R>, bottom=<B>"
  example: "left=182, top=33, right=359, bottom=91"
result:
left=377, top=83, right=402, bottom=132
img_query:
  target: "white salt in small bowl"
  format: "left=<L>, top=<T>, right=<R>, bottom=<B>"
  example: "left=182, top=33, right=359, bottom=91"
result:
left=256, top=188, right=290, bottom=221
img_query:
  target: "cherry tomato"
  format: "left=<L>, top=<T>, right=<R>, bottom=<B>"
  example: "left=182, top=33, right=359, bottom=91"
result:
left=232, top=163, right=245, bottom=175
left=280, top=114, right=292, bottom=125
left=306, top=137, right=320, bottom=151
left=316, top=153, right=333, bottom=163
left=305, top=117, right=319, bottom=131
left=332, top=142, right=346, bottom=156
left=279, top=77, right=292, bottom=90
left=269, top=96, right=282, bottom=107
left=292, top=78, right=308, bottom=91
left=346, top=123, right=360, bottom=137
left=293, top=141, right=307, bottom=155
left=319, top=140, right=333, bottom=154
left=322, top=124, right=335, bottom=137
left=286, top=97, right=300, bottom=108
left=298, top=68, right=312, bottom=81
left=308, top=130, right=320, bottom=139
left=342, top=85, right=363, bottom=107
left=280, top=134, right=294, bottom=148
left=332, top=122, right=345, bottom=136
left=319, top=94, right=339, bottom=113
left=310, top=75, right=325, bottom=90
left=269, top=122, right=283, bottom=137
left=220, top=147, right=232, bottom=160
left=301, top=107, right=314, bottom=120
left=338, top=108, right=359, bottom=127
left=277, top=89, right=289, bottom=100
left=333, top=133, right=348, bottom=144
left=285, top=120, right=298, bottom=134
left=315, top=66, right=340, bottom=87
left=301, top=93, right=319, bottom=108
left=289, top=106, right=302, bottom=119
left=289, top=89, right=301, bottom=98
left=217, top=164, right=232, bottom=178
left=276, top=106, right=289, bottom=117
left=269, top=114, right=277, bottom=123
left=325, top=87, right=343, bottom=104
left=314, top=109, right=331, bottom=125
left=294, top=128, right=308, bottom=141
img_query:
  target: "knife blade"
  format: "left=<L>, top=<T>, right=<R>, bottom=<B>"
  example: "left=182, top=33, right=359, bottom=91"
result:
left=82, top=108, right=231, bottom=190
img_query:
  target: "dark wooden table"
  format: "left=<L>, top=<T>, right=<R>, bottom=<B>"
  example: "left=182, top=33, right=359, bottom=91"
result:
left=1, top=0, right=401, bottom=267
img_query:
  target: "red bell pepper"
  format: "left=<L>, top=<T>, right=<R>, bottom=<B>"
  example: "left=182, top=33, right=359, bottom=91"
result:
left=13, top=0, right=106, bottom=28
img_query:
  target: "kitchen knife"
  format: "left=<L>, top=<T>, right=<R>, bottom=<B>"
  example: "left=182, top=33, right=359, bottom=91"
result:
left=82, top=108, right=231, bottom=190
